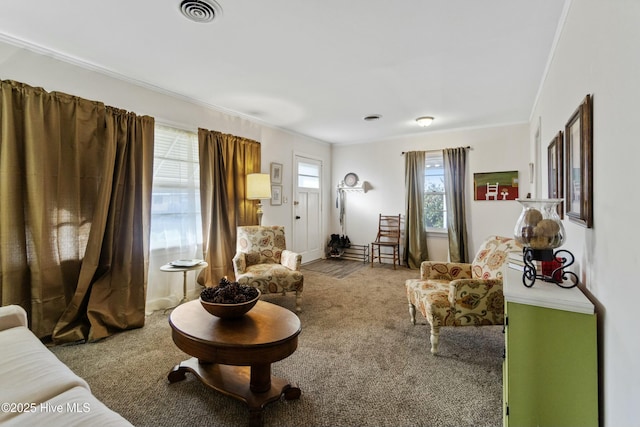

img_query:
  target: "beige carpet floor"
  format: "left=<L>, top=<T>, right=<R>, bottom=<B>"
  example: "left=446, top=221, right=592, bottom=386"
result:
left=50, top=261, right=504, bottom=427
left=301, top=258, right=368, bottom=278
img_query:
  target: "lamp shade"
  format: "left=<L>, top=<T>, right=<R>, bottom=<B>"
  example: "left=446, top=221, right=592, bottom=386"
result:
left=246, top=173, right=272, bottom=200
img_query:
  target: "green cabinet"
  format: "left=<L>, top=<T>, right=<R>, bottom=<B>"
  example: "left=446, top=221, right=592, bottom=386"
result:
left=503, top=268, right=598, bottom=427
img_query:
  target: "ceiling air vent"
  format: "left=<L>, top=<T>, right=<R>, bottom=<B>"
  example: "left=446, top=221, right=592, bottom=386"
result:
left=179, top=0, right=222, bottom=23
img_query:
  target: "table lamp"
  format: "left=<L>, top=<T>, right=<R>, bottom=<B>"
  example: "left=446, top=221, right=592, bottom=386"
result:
left=246, top=173, right=272, bottom=225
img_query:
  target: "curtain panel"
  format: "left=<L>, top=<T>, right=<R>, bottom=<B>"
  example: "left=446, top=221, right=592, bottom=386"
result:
left=0, top=80, right=154, bottom=343
left=404, top=151, right=428, bottom=268
left=443, top=147, right=469, bottom=263
left=198, top=129, right=260, bottom=284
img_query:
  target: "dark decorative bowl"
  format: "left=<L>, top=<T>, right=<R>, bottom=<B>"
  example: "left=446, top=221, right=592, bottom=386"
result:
left=199, top=290, right=261, bottom=319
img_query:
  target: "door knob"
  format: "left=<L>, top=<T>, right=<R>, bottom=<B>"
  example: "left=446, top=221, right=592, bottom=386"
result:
left=295, top=216, right=301, bottom=219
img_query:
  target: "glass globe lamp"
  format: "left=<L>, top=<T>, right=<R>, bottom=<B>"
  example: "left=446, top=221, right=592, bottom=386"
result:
left=513, top=198, right=578, bottom=288
left=514, top=199, right=565, bottom=259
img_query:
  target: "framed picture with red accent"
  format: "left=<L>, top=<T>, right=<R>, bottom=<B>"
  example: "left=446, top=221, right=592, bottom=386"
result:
left=473, top=170, right=519, bottom=201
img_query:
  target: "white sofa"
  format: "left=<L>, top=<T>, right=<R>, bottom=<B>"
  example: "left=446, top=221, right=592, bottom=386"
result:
left=0, top=305, right=133, bottom=426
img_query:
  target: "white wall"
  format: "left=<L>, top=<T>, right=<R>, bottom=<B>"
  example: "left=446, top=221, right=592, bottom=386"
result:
left=0, top=41, right=332, bottom=246
left=0, top=41, right=332, bottom=308
left=531, top=1, right=639, bottom=425
left=330, top=123, right=530, bottom=261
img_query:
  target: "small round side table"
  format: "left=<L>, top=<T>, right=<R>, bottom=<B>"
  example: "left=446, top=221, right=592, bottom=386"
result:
left=160, top=260, right=208, bottom=304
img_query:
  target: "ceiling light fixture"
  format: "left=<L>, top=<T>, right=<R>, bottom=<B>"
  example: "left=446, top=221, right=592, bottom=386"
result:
left=179, top=0, right=222, bottom=23
left=416, top=116, right=434, bottom=127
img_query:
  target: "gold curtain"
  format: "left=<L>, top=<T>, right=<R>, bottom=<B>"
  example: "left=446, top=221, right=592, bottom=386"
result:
left=404, top=151, right=428, bottom=268
left=198, top=129, right=261, bottom=284
left=0, top=80, right=154, bottom=343
left=443, top=147, right=469, bottom=263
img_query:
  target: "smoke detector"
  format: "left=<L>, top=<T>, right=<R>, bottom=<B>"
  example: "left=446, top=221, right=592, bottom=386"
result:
left=179, top=0, right=222, bottom=23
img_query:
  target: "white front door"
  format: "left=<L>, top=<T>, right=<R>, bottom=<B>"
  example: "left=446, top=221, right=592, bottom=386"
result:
left=293, top=155, right=323, bottom=262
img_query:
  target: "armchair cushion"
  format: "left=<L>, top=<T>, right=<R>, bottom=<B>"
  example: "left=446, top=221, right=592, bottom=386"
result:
left=236, top=263, right=303, bottom=294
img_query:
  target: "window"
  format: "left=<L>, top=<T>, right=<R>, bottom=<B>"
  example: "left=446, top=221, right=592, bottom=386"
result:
left=424, top=152, right=447, bottom=230
left=150, top=125, right=202, bottom=254
left=297, top=161, right=320, bottom=189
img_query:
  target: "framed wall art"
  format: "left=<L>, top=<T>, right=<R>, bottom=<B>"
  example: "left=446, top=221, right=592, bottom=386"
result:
left=270, top=185, right=282, bottom=206
left=473, top=170, right=519, bottom=201
left=564, top=94, right=593, bottom=228
left=547, top=131, right=564, bottom=218
left=270, top=162, right=282, bottom=184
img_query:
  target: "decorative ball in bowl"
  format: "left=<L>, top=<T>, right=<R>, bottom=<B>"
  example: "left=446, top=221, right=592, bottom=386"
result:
left=199, top=277, right=260, bottom=319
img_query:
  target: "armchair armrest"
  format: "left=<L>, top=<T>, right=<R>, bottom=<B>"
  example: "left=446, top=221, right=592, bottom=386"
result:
left=281, top=249, right=302, bottom=271
left=0, top=305, right=28, bottom=331
left=232, top=252, right=247, bottom=275
left=447, top=278, right=504, bottom=324
left=420, top=261, right=472, bottom=281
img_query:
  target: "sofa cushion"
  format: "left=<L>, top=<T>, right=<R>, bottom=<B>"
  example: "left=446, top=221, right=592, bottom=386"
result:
left=0, top=326, right=90, bottom=423
left=0, top=305, right=28, bottom=331
left=4, top=385, right=133, bottom=426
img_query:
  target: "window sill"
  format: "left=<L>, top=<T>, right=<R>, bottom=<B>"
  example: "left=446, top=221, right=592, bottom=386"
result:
left=426, top=229, right=448, bottom=238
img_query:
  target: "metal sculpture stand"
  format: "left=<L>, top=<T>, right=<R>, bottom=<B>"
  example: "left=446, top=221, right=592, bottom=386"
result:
left=522, top=247, right=579, bottom=289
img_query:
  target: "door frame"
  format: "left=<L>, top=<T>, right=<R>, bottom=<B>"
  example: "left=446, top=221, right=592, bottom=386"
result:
left=292, top=152, right=323, bottom=263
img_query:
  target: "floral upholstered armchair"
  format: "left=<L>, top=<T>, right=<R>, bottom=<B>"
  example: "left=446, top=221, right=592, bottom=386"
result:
left=232, top=226, right=303, bottom=312
left=405, top=236, right=521, bottom=354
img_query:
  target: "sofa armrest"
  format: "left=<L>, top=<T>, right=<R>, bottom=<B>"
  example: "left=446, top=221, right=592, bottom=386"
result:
left=232, top=252, right=247, bottom=275
left=447, top=278, right=504, bottom=323
left=420, top=261, right=472, bottom=281
left=281, top=250, right=302, bottom=271
left=0, top=305, right=28, bottom=331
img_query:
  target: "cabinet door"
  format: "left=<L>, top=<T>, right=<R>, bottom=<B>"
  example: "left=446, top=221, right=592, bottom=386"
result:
left=504, top=301, right=597, bottom=427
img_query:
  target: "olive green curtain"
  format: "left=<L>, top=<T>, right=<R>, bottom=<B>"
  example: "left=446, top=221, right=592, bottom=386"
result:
left=198, top=129, right=260, bottom=284
left=443, top=147, right=469, bottom=263
left=0, top=80, right=154, bottom=343
left=404, top=151, right=428, bottom=268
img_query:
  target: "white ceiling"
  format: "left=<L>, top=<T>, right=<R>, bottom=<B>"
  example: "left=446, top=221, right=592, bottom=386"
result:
left=0, top=0, right=567, bottom=144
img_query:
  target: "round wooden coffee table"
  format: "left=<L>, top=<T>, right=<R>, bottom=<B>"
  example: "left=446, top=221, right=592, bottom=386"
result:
left=168, top=299, right=301, bottom=427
